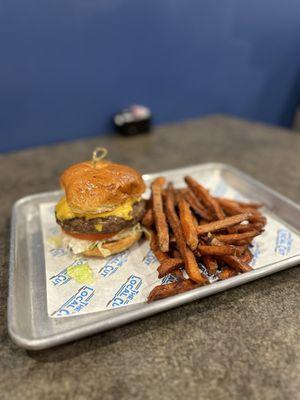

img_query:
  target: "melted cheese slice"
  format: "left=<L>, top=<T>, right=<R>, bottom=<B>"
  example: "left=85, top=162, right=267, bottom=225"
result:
left=55, top=197, right=138, bottom=221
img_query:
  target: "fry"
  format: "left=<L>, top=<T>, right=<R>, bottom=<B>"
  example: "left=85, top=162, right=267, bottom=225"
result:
left=209, top=235, right=249, bottom=255
left=178, top=188, right=189, bottom=195
left=218, top=268, right=238, bottom=280
left=198, top=245, right=235, bottom=256
left=227, top=222, right=264, bottom=234
left=185, top=176, right=225, bottom=219
left=148, top=279, right=199, bottom=302
left=178, top=196, right=198, bottom=250
left=217, top=197, right=262, bottom=209
left=239, top=248, right=253, bottom=264
left=209, top=236, right=252, bottom=273
left=173, top=249, right=181, bottom=258
left=219, top=255, right=252, bottom=273
left=196, top=213, right=252, bottom=235
left=248, top=213, right=267, bottom=225
left=172, top=268, right=184, bottom=281
left=234, top=245, right=249, bottom=256
left=157, top=258, right=183, bottom=278
left=213, top=230, right=260, bottom=244
left=202, top=255, right=218, bottom=275
left=142, top=208, right=154, bottom=228
left=208, top=239, right=247, bottom=257
left=217, top=198, right=266, bottom=226
left=233, top=239, right=255, bottom=246
left=190, top=212, right=199, bottom=229
left=151, top=177, right=169, bottom=252
left=235, top=201, right=262, bottom=209
left=174, top=189, right=182, bottom=206
left=149, top=231, right=169, bottom=263
left=185, top=190, right=213, bottom=221
left=165, top=183, right=207, bottom=284
left=216, top=199, right=251, bottom=216
left=185, top=247, right=207, bottom=283
left=209, top=197, right=225, bottom=220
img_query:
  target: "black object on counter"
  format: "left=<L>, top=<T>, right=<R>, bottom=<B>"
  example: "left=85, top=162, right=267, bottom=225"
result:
left=113, top=105, right=152, bottom=136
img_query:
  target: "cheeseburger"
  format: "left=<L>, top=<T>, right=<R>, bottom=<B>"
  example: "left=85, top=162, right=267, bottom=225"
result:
left=55, top=155, right=146, bottom=257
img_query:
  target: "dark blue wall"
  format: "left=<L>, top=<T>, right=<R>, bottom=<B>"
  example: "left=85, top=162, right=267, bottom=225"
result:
left=1, top=0, right=300, bottom=152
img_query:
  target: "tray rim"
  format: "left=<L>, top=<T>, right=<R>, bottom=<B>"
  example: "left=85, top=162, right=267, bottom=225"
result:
left=8, top=162, right=300, bottom=350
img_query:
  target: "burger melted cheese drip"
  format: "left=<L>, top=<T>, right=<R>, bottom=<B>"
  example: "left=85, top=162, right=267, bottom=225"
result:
left=55, top=160, right=146, bottom=258
left=56, top=196, right=138, bottom=224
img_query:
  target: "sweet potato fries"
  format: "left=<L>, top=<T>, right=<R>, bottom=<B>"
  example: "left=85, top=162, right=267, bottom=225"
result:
left=144, top=175, right=266, bottom=302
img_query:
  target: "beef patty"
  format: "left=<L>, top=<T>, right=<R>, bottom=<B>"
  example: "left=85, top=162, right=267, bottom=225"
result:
left=56, top=199, right=146, bottom=234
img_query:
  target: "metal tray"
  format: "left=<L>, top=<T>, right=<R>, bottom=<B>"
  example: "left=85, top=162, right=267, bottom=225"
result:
left=8, top=163, right=300, bottom=350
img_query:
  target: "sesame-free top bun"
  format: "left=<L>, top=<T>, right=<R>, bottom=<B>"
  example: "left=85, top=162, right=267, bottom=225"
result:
left=60, top=160, right=146, bottom=214
left=82, top=225, right=142, bottom=257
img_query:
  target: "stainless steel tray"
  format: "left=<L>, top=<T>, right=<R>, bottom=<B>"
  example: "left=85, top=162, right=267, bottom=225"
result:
left=8, top=163, right=300, bottom=350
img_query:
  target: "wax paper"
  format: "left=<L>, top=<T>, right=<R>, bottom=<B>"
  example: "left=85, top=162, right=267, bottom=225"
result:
left=40, top=174, right=300, bottom=318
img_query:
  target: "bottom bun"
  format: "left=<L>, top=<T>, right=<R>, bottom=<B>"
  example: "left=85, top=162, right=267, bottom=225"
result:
left=81, top=227, right=142, bottom=257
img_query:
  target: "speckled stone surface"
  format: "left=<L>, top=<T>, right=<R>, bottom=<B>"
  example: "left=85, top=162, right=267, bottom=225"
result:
left=1, top=115, right=300, bottom=400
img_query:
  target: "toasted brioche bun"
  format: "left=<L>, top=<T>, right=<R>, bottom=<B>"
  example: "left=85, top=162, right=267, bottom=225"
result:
left=60, top=160, right=146, bottom=214
left=81, top=226, right=142, bottom=257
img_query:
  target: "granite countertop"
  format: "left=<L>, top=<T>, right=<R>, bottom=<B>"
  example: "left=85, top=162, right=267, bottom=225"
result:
left=1, top=115, right=300, bottom=400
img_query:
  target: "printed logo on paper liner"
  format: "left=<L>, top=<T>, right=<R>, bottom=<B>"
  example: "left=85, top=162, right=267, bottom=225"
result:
left=47, top=226, right=68, bottom=257
left=275, top=229, right=293, bottom=256
left=143, top=249, right=158, bottom=267
left=106, top=275, right=142, bottom=308
left=99, top=251, right=129, bottom=278
left=49, top=258, right=89, bottom=286
left=250, top=243, right=260, bottom=267
left=49, top=246, right=68, bottom=258
left=161, top=274, right=177, bottom=285
left=52, top=286, right=95, bottom=317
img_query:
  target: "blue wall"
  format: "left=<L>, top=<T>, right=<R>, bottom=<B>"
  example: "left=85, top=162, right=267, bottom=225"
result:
left=1, top=0, right=300, bottom=152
